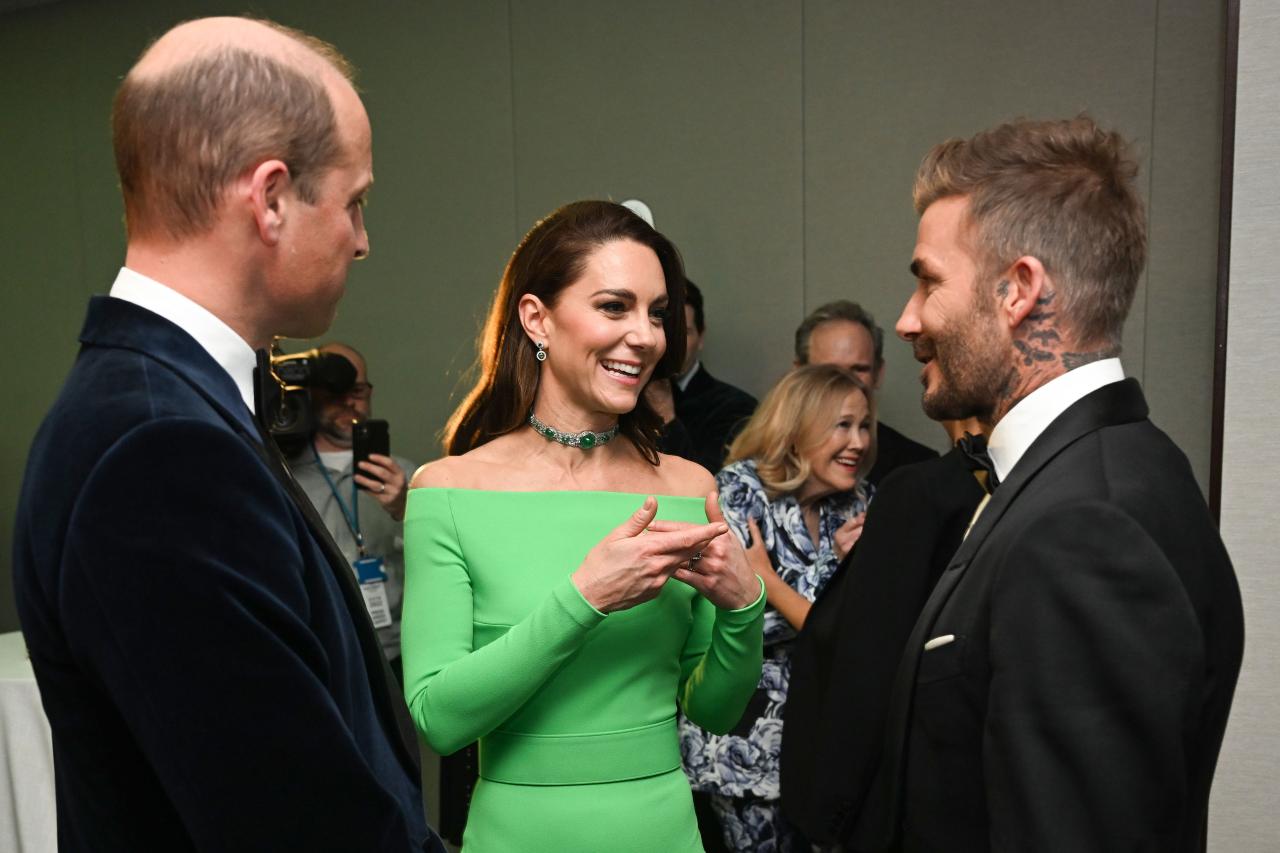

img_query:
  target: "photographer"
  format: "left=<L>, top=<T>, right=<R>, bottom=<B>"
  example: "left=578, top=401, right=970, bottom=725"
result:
left=285, top=342, right=415, bottom=679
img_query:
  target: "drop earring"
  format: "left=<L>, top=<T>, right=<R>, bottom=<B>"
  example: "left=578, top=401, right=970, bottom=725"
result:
left=535, top=341, right=548, bottom=362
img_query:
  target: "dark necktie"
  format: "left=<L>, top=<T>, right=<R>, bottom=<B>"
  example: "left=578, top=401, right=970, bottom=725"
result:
left=251, top=350, right=421, bottom=773
left=957, top=431, right=1000, bottom=494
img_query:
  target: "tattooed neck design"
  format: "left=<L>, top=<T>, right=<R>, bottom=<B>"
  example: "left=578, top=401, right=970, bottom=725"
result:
left=992, top=284, right=1120, bottom=424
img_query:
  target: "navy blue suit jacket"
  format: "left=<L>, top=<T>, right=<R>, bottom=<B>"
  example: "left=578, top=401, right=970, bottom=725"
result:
left=13, top=297, right=442, bottom=852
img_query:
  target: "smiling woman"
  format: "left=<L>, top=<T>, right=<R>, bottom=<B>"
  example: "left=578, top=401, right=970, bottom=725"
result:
left=401, top=200, right=768, bottom=852
left=678, top=363, right=875, bottom=851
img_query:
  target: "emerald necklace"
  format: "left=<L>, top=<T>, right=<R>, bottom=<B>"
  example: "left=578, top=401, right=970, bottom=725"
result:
left=528, top=411, right=619, bottom=450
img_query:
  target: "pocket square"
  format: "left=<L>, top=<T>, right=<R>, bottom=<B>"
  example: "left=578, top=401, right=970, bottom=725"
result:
left=924, top=634, right=956, bottom=651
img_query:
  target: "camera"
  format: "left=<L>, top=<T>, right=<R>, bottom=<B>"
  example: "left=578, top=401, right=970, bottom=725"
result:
left=261, top=348, right=357, bottom=444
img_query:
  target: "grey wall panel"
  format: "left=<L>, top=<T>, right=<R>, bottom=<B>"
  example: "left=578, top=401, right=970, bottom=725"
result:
left=1144, top=0, right=1225, bottom=493
left=509, top=0, right=805, bottom=399
left=1211, top=1, right=1280, bottom=848
left=804, top=0, right=1158, bottom=452
left=1, top=3, right=89, bottom=632
left=307, top=1, right=517, bottom=462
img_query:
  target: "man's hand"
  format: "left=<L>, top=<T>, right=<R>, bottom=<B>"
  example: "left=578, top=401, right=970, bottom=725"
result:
left=354, top=453, right=408, bottom=522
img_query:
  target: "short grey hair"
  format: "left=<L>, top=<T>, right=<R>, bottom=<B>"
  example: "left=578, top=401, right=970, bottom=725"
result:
left=794, top=300, right=884, bottom=368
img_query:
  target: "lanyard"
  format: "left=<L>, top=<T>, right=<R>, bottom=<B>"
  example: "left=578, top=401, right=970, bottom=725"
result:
left=312, top=441, right=364, bottom=554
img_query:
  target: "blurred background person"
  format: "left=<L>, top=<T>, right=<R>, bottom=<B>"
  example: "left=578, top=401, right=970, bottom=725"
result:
left=781, top=417, right=988, bottom=849
left=681, top=364, right=875, bottom=852
left=403, top=200, right=765, bottom=851
left=795, top=300, right=936, bottom=486
left=671, top=279, right=759, bottom=471
left=287, top=342, right=415, bottom=679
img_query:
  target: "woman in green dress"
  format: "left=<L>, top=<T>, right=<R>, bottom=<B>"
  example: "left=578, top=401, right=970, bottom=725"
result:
left=402, top=200, right=767, bottom=852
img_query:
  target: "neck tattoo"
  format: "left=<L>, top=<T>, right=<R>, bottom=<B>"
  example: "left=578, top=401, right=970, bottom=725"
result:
left=528, top=411, right=619, bottom=450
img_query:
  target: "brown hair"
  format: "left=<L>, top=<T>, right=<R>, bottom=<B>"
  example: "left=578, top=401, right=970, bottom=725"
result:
left=112, top=22, right=355, bottom=240
left=443, top=200, right=687, bottom=464
left=913, top=115, right=1146, bottom=349
left=726, top=364, right=876, bottom=499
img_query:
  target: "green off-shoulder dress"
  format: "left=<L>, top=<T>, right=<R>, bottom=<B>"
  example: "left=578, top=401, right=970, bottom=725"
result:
left=402, top=489, right=766, bottom=852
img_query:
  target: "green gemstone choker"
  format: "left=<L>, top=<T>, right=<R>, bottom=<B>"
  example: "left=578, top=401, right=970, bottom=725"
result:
left=528, top=411, right=619, bottom=450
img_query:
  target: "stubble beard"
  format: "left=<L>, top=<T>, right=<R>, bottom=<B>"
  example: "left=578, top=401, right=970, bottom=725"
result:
left=918, top=300, right=1009, bottom=423
left=316, top=405, right=356, bottom=449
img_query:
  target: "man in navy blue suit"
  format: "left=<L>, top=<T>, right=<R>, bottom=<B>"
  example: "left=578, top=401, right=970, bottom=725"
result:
left=12, top=17, right=443, bottom=852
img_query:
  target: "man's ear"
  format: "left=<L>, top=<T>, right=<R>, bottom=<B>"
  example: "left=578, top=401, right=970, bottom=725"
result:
left=245, top=159, right=291, bottom=246
left=872, top=360, right=886, bottom=391
left=1001, top=255, right=1049, bottom=330
left=517, top=293, right=552, bottom=344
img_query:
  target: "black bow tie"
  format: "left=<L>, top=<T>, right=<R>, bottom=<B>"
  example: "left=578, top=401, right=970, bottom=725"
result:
left=957, top=431, right=1000, bottom=493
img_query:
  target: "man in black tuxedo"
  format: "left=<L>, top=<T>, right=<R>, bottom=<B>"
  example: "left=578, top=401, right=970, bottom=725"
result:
left=12, top=17, right=443, bottom=852
left=852, top=117, right=1244, bottom=853
left=794, top=300, right=938, bottom=486
left=671, top=280, right=758, bottom=472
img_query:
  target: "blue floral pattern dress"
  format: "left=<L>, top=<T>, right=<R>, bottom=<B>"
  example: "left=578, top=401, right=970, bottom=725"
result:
left=680, top=459, right=872, bottom=851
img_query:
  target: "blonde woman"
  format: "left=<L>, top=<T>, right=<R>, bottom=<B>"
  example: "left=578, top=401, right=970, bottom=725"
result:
left=679, top=364, right=875, bottom=852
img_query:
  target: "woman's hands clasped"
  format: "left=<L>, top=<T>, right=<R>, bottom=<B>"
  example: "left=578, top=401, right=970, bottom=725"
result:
left=571, top=493, right=762, bottom=614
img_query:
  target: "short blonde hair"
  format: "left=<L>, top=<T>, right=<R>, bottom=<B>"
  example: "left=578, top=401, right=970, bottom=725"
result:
left=726, top=364, right=875, bottom=500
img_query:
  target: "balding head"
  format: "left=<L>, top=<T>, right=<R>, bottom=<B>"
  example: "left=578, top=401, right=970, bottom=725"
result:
left=113, top=16, right=359, bottom=240
left=320, top=341, right=367, bottom=379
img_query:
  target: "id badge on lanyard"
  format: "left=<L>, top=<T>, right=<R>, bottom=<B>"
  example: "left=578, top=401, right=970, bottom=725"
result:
left=314, top=442, right=393, bottom=629
left=354, top=555, right=393, bottom=629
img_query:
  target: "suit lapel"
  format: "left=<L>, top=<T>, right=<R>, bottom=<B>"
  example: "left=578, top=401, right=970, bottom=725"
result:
left=872, top=378, right=1150, bottom=840
left=81, top=296, right=257, bottom=435
left=80, top=297, right=421, bottom=775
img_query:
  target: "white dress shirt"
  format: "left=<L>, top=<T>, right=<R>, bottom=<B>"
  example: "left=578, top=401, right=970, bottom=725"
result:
left=676, top=360, right=701, bottom=393
left=987, top=358, right=1126, bottom=483
left=108, top=267, right=258, bottom=412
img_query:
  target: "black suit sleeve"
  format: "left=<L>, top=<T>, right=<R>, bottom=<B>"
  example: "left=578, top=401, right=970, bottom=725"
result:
left=62, top=418, right=419, bottom=851
left=985, top=500, right=1203, bottom=852
left=783, top=453, right=984, bottom=843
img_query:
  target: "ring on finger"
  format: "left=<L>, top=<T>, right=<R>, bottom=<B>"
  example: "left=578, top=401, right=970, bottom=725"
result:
left=689, top=551, right=703, bottom=563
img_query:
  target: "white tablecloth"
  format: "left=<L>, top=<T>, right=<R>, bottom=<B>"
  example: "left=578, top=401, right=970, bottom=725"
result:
left=0, top=631, right=56, bottom=853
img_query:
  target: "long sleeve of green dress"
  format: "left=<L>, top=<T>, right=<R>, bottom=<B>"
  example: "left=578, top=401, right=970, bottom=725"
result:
left=401, top=488, right=765, bottom=757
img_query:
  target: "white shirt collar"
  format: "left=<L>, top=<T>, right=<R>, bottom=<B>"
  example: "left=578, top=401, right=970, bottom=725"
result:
left=676, top=360, right=702, bottom=392
left=987, top=358, right=1126, bottom=483
left=108, top=267, right=258, bottom=412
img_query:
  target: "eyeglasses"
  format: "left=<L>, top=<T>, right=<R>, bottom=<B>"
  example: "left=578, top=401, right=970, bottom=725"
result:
left=342, top=382, right=374, bottom=400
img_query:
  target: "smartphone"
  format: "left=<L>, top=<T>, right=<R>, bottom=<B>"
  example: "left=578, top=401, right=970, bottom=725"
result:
left=352, top=419, right=390, bottom=489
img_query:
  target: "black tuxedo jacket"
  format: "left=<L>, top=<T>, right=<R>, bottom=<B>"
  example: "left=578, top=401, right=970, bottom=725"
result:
left=781, top=447, right=985, bottom=844
left=674, top=365, right=757, bottom=472
left=867, top=421, right=939, bottom=487
left=853, top=378, right=1243, bottom=853
left=13, top=297, right=442, bottom=852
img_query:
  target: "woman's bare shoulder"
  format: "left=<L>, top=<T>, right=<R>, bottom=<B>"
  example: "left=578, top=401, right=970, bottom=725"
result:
left=654, top=452, right=717, bottom=498
left=410, top=435, right=526, bottom=490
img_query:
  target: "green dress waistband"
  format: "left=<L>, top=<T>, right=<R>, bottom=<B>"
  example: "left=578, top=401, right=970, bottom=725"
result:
left=479, top=717, right=681, bottom=786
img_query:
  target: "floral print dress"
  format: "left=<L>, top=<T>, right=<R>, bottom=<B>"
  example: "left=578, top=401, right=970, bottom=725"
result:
left=680, top=459, right=872, bottom=851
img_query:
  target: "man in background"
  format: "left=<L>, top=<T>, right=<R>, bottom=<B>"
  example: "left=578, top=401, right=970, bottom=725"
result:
left=287, top=342, right=416, bottom=679
left=671, top=280, right=758, bottom=472
left=12, top=17, right=442, bottom=851
left=795, top=300, right=937, bottom=485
